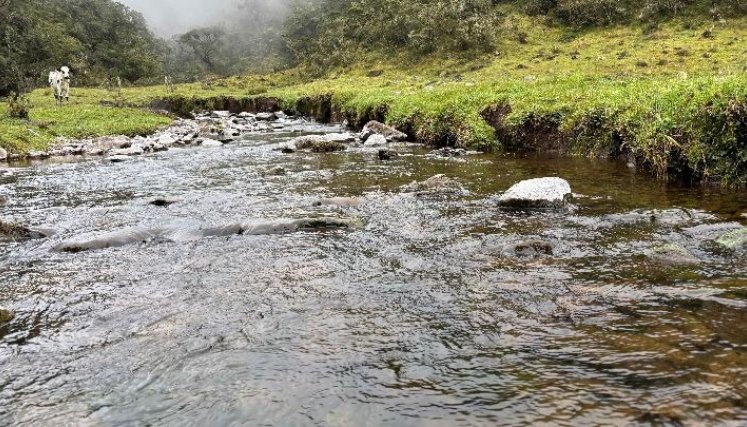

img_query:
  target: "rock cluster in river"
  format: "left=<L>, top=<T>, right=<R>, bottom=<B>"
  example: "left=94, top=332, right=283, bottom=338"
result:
left=1, top=110, right=301, bottom=162
left=281, top=120, right=409, bottom=154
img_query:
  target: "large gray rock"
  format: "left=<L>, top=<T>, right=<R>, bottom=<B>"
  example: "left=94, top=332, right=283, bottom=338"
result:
left=0, top=147, right=7, bottom=161
left=361, top=121, right=407, bottom=142
left=364, top=134, right=388, bottom=147
left=498, top=177, right=572, bottom=209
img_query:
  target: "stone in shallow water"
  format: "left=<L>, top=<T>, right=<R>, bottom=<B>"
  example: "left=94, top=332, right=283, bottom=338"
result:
left=265, top=166, right=287, bottom=176
left=378, top=149, right=399, bottom=161
left=0, top=220, right=48, bottom=240
left=0, top=307, right=14, bottom=324
left=150, top=198, right=180, bottom=208
left=290, top=135, right=346, bottom=153
left=647, top=243, right=700, bottom=265
left=0, top=147, right=7, bottom=161
left=512, top=240, right=554, bottom=258
left=401, top=174, right=466, bottom=194
left=313, top=197, right=363, bottom=208
left=106, top=155, right=129, bottom=163
left=361, top=121, right=407, bottom=142
left=498, top=177, right=572, bottom=209
left=364, top=134, right=388, bottom=147
left=200, top=138, right=224, bottom=148
left=715, top=228, right=747, bottom=250
left=255, top=112, right=277, bottom=121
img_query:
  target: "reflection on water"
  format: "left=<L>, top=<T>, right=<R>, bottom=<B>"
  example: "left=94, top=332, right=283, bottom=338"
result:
left=1, top=122, right=747, bottom=426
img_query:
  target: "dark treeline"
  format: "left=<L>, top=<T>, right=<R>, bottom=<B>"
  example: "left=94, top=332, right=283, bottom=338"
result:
left=0, top=0, right=159, bottom=96
left=1, top=0, right=746, bottom=96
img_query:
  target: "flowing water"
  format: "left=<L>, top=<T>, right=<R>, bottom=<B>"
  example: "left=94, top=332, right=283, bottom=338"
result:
left=1, top=119, right=747, bottom=426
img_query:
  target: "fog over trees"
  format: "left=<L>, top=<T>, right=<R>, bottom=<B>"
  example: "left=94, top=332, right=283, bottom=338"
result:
left=115, top=0, right=239, bottom=36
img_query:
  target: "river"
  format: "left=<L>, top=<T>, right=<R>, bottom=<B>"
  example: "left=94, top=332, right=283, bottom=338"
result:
left=1, top=116, right=746, bottom=426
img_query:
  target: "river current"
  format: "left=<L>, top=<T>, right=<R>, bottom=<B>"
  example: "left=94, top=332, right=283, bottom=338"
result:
left=1, top=118, right=747, bottom=426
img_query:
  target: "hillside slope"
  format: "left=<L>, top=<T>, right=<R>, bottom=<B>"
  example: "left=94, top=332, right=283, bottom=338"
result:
left=2, top=11, right=747, bottom=185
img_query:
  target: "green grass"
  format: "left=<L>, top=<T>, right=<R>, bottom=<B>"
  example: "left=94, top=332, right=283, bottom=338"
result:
left=2, top=15, right=747, bottom=184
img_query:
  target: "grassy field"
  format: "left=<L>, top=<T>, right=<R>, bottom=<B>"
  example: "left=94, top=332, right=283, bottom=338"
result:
left=2, top=14, right=747, bottom=184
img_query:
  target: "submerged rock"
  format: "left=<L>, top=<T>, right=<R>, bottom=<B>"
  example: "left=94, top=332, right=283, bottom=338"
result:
left=498, top=177, right=572, bottom=209
left=291, top=135, right=346, bottom=153
left=361, top=121, right=407, bottom=142
left=647, top=243, right=700, bottom=265
left=428, top=147, right=472, bottom=158
left=265, top=166, right=287, bottom=176
left=313, top=197, right=363, bottom=208
left=0, top=220, right=48, bottom=240
left=150, top=198, right=180, bottom=207
left=0, top=307, right=14, bottom=324
left=54, top=217, right=364, bottom=252
left=401, top=174, right=466, bottom=194
left=106, top=155, right=129, bottom=163
left=200, top=138, right=224, bottom=148
left=512, top=240, right=554, bottom=258
left=55, top=229, right=164, bottom=253
left=715, top=228, right=747, bottom=251
left=378, top=149, right=399, bottom=161
left=255, top=112, right=277, bottom=121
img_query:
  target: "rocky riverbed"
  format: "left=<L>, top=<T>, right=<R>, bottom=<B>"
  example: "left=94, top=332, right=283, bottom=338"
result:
left=1, top=112, right=747, bottom=425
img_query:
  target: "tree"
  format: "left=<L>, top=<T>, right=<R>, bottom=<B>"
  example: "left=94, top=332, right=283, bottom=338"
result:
left=178, top=27, right=226, bottom=73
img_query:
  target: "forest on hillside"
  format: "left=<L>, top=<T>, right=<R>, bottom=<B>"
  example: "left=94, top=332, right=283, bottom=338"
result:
left=2, top=0, right=747, bottom=96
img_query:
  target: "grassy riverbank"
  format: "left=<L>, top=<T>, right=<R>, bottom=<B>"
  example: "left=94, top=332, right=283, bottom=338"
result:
left=2, top=15, right=747, bottom=185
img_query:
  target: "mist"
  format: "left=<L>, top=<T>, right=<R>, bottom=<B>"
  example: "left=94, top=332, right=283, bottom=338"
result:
left=117, top=0, right=285, bottom=37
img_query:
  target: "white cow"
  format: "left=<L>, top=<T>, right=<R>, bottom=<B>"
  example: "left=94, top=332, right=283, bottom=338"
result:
left=49, top=66, right=71, bottom=105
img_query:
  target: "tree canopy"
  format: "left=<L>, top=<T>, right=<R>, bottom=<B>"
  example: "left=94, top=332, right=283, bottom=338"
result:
left=0, top=0, right=160, bottom=96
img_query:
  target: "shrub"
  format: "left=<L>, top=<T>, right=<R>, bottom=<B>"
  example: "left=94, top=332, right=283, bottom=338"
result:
left=6, top=93, right=32, bottom=119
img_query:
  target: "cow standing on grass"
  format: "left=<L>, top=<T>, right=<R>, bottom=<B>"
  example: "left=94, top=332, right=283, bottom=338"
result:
left=49, top=66, right=71, bottom=105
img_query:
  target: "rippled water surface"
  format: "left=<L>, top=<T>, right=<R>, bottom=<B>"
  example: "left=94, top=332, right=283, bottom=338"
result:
left=1, top=121, right=747, bottom=426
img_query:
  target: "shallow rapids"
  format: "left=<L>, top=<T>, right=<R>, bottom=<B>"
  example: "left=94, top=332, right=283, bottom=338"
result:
left=1, top=117, right=747, bottom=426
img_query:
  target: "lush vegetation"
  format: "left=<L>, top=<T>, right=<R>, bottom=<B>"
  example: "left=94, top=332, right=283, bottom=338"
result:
left=2, top=1, right=747, bottom=186
left=0, top=0, right=160, bottom=96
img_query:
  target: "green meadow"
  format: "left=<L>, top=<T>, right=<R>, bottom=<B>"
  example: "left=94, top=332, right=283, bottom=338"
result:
left=3, top=14, right=747, bottom=184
